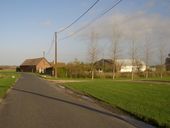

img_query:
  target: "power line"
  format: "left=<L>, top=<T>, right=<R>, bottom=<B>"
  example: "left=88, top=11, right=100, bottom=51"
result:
left=59, top=0, right=123, bottom=41
left=58, top=0, right=100, bottom=33
left=46, top=0, right=100, bottom=59
left=46, top=34, right=55, bottom=57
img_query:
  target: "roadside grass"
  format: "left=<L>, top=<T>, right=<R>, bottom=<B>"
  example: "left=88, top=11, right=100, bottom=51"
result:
left=142, top=76, right=170, bottom=81
left=39, top=74, right=91, bottom=80
left=40, top=73, right=170, bottom=82
left=0, top=70, right=20, bottom=98
left=63, top=79, right=170, bottom=127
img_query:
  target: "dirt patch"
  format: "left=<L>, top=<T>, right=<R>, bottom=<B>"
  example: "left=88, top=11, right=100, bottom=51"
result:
left=47, top=79, right=87, bottom=84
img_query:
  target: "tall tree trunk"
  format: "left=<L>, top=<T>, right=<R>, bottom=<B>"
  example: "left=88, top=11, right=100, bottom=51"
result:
left=91, top=69, right=94, bottom=80
left=160, top=72, right=163, bottom=79
left=131, top=68, right=134, bottom=80
left=160, top=66, right=163, bottom=79
left=112, top=63, right=116, bottom=80
left=88, top=30, right=98, bottom=80
left=146, top=70, right=149, bottom=79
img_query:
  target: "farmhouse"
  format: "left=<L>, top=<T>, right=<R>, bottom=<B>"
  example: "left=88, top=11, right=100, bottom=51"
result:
left=95, top=59, right=146, bottom=73
left=20, top=57, right=51, bottom=73
left=165, top=54, right=170, bottom=71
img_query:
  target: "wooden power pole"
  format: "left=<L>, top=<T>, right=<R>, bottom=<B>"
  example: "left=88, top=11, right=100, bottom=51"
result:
left=54, top=32, right=58, bottom=78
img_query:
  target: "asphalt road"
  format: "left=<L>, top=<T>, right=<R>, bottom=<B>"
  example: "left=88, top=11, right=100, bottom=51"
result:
left=0, top=73, right=138, bottom=128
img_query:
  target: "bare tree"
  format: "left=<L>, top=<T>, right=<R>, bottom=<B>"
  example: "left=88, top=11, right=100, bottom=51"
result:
left=144, top=35, right=152, bottom=79
left=129, top=37, right=138, bottom=80
left=88, top=30, right=98, bottom=80
left=159, top=42, right=166, bottom=79
left=110, top=23, right=121, bottom=80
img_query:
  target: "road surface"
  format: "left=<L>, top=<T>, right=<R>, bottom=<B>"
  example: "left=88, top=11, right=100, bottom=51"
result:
left=0, top=73, right=138, bottom=128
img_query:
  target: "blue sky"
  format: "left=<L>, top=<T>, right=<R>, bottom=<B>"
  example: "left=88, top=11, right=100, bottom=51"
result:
left=0, top=0, right=169, bottom=65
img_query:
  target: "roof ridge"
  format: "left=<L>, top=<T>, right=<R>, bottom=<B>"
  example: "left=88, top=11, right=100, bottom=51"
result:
left=20, top=57, right=47, bottom=66
left=26, top=57, right=44, bottom=60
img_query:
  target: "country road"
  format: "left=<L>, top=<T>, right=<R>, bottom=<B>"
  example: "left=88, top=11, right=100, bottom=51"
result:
left=0, top=73, right=148, bottom=128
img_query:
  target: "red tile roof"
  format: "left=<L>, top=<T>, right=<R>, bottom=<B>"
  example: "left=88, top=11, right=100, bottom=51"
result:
left=21, top=57, right=46, bottom=66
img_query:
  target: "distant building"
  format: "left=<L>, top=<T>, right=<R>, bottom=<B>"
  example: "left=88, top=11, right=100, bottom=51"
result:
left=20, top=57, right=51, bottom=73
left=49, top=61, right=66, bottom=68
left=95, top=59, right=146, bottom=73
left=118, top=59, right=146, bottom=72
left=95, top=59, right=112, bottom=72
left=165, top=54, right=170, bottom=71
left=0, top=66, right=16, bottom=70
left=45, top=61, right=66, bottom=76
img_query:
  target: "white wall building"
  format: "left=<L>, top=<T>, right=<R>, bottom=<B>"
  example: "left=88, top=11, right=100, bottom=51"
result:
left=117, top=59, right=146, bottom=73
left=95, top=59, right=146, bottom=73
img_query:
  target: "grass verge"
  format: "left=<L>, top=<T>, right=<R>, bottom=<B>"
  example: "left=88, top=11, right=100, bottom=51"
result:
left=0, top=70, right=20, bottom=98
left=63, top=79, right=170, bottom=127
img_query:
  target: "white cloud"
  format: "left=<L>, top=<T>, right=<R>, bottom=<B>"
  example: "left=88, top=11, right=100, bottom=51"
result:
left=80, top=11, right=170, bottom=65
left=92, top=11, right=170, bottom=41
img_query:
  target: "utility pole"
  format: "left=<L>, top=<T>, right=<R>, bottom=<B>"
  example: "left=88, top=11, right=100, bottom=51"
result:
left=54, top=32, right=58, bottom=78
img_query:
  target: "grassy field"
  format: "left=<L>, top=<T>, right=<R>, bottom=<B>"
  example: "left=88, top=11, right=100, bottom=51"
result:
left=143, top=76, right=170, bottom=81
left=0, top=70, right=20, bottom=98
left=63, top=80, right=170, bottom=127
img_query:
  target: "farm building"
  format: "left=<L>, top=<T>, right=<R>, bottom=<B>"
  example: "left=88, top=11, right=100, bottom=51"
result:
left=95, top=59, right=146, bottom=73
left=118, top=59, right=146, bottom=72
left=20, top=57, right=51, bottom=73
left=165, top=54, right=170, bottom=71
left=45, top=61, right=66, bottom=76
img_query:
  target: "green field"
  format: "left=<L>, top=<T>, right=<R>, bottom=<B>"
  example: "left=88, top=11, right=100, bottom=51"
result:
left=64, top=80, right=170, bottom=127
left=144, top=76, right=170, bottom=81
left=0, top=71, right=20, bottom=98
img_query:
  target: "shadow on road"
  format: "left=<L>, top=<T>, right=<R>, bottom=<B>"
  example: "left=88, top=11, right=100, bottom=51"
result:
left=11, top=87, right=154, bottom=128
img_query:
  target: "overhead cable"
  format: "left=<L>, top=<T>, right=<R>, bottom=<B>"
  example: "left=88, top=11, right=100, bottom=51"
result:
left=46, top=34, right=55, bottom=57
left=58, top=0, right=100, bottom=33
left=59, top=0, right=123, bottom=41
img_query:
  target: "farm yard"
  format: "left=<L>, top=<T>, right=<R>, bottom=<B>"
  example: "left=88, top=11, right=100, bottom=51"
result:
left=63, top=79, right=170, bottom=127
left=0, top=71, right=20, bottom=98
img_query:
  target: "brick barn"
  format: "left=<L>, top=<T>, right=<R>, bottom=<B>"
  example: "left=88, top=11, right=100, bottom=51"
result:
left=20, top=57, right=51, bottom=73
